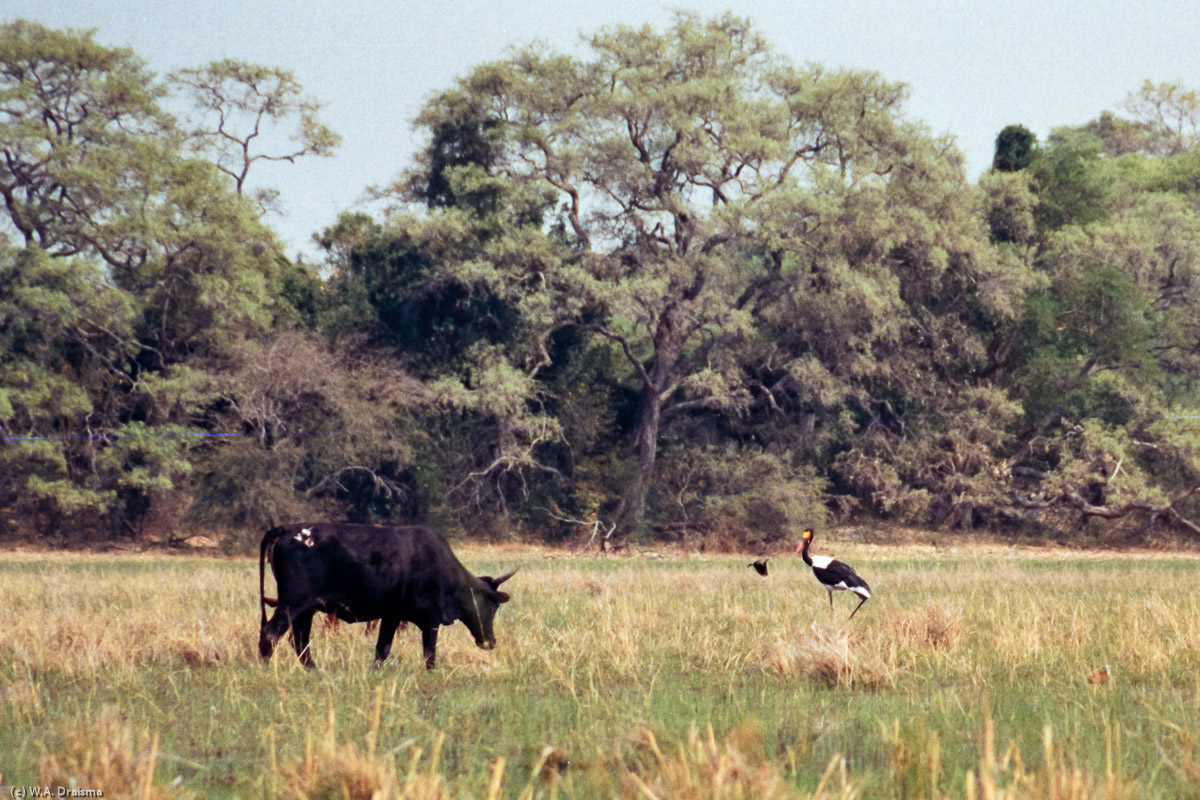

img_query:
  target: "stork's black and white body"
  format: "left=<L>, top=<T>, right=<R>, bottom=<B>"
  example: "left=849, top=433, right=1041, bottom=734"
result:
left=795, top=528, right=871, bottom=621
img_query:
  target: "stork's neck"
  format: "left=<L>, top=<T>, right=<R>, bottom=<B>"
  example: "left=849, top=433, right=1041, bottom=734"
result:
left=799, top=536, right=814, bottom=567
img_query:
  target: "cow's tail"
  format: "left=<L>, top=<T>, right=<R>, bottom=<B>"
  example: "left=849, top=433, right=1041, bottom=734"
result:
left=260, top=526, right=285, bottom=625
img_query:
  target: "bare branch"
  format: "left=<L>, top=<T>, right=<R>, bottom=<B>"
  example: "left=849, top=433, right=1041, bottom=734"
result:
left=1013, top=483, right=1200, bottom=537
left=577, top=322, right=654, bottom=388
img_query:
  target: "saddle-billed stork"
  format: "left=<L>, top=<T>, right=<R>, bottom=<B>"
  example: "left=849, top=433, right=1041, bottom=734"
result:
left=795, top=528, right=871, bottom=621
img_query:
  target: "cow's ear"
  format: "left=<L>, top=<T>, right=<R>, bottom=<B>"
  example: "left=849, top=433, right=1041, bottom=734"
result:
left=497, top=591, right=510, bottom=603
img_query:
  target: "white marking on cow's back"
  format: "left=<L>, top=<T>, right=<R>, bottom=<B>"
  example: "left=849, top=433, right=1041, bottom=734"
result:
left=302, top=528, right=312, bottom=536
left=810, top=555, right=834, bottom=569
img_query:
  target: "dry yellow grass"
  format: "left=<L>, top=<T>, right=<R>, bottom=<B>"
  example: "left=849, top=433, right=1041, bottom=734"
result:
left=1, top=544, right=1199, bottom=798
left=39, top=705, right=190, bottom=799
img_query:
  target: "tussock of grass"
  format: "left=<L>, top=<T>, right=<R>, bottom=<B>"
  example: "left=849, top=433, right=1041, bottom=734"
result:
left=965, top=718, right=1139, bottom=800
left=39, top=705, right=188, bottom=799
left=280, top=710, right=404, bottom=800
left=5, top=675, right=43, bottom=725
left=755, top=624, right=896, bottom=690
left=890, top=601, right=964, bottom=650
left=276, top=690, right=459, bottom=800
left=879, top=715, right=1141, bottom=800
left=1160, top=723, right=1200, bottom=797
left=618, top=723, right=844, bottom=800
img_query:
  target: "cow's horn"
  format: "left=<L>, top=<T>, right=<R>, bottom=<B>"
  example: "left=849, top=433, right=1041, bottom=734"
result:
left=493, top=568, right=518, bottom=587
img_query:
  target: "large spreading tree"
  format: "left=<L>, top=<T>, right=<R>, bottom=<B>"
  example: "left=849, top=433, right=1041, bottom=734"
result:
left=369, top=12, right=1030, bottom=531
left=0, top=21, right=280, bottom=536
left=0, top=21, right=383, bottom=540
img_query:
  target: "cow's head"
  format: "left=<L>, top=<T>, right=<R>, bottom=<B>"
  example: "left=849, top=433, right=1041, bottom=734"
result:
left=459, top=568, right=517, bottom=649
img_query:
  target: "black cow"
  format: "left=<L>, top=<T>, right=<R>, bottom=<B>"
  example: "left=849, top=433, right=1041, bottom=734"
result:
left=258, top=523, right=516, bottom=669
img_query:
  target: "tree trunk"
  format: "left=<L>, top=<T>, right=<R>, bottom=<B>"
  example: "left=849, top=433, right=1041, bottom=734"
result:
left=622, top=388, right=663, bottom=531
left=579, top=312, right=685, bottom=534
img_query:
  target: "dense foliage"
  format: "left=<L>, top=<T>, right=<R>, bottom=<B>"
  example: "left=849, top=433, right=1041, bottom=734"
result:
left=2, top=17, right=1198, bottom=547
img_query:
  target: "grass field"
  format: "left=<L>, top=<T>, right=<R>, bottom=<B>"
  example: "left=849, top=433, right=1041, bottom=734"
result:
left=1, top=540, right=1199, bottom=799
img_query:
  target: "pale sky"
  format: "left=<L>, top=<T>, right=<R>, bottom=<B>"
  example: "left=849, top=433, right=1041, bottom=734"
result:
left=9, top=1, right=1200, bottom=260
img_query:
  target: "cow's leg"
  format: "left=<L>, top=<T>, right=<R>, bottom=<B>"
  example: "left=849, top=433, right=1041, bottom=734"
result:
left=290, top=608, right=318, bottom=668
left=421, top=625, right=439, bottom=670
left=373, top=616, right=402, bottom=665
left=259, top=607, right=292, bottom=662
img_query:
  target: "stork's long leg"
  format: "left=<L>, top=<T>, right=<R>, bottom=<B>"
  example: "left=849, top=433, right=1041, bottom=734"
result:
left=847, top=595, right=868, bottom=622
left=827, top=588, right=834, bottom=620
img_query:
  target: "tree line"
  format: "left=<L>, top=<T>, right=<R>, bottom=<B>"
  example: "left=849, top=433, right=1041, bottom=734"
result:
left=2, top=14, right=1199, bottom=548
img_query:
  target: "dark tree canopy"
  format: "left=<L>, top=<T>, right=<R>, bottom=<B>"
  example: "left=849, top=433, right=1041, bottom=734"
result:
left=2, top=17, right=1199, bottom=546
left=993, top=124, right=1038, bottom=172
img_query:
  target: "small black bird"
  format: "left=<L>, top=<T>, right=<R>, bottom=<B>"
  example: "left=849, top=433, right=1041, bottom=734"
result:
left=795, top=528, right=871, bottom=621
left=748, top=558, right=769, bottom=576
